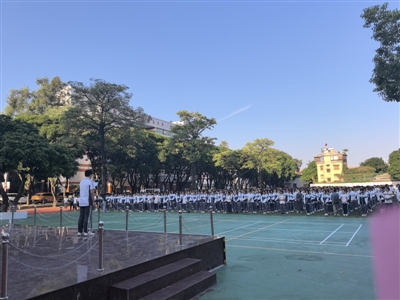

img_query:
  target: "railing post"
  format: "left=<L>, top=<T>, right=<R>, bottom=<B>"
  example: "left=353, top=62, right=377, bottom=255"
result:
left=125, top=206, right=129, bottom=231
left=163, top=206, right=167, bottom=234
left=98, top=221, right=104, bottom=272
left=59, top=206, right=63, bottom=229
left=90, top=206, right=93, bottom=232
left=178, top=210, right=182, bottom=246
left=0, top=233, right=9, bottom=300
left=98, top=203, right=101, bottom=224
left=209, top=206, right=214, bottom=237
left=34, top=206, right=37, bottom=226
left=10, top=206, right=15, bottom=226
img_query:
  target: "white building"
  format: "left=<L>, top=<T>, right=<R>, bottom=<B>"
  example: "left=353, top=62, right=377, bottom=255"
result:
left=143, top=117, right=174, bottom=137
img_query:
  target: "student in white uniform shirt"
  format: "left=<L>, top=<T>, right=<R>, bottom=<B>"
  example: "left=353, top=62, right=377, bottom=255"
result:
left=339, top=188, right=349, bottom=217
left=278, top=190, right=287, bottom=214
left=382, top=186, right=395, bottom=206
left=304, top=190, right=312, bottom=215
left=358, top=188, right=369, bottom=217
left=396, top=185, right=400, bottom=203
left=322, top=189, right=331, bottom=216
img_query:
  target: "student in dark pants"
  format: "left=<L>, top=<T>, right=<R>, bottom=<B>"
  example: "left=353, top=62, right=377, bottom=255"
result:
left=278, top=190, right=287, bottom=214
left=358, top=189, right=369, bottom=217
left=78, top=170, right=95, bottom=237
left=304, top=190, right=312, bottom=215
left=331, top=188, right=340, bottom=216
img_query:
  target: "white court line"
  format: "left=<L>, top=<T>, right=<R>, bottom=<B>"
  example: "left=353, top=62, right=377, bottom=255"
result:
left=225, top=236, right=346, bottom=247
left=346, top=225, right=362, bottom=247
left=230, top=235, right=345, bottom=244
left=226, top=218, right=292, bottom=242
left=228, top=244, right=373, bottom=258
left=280, top=221, right=364, bottom=227
left=320, top=224, right=344, bottom=245
left=217, top=221, right=264, bottom=235
left=235, top=227, right=356, bottom=234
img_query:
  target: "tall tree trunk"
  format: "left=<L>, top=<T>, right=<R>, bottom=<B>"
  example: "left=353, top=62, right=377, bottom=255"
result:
left=100, top=123, right=107, bottom=201
left=0, top=181, right=8, bottom=212
left=190, top=163, right=196, bottom=190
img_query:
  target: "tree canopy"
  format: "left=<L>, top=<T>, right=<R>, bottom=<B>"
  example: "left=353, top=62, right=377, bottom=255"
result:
left=1, top=76, right=311, bottom=197
left=0, top=115, right=77, bottom=210
left=388, top=149, right=400, bottom=179
left=361, top=3, right=400, bottom=102
left=63, top=78, right=150, bottom=198
left=300, top=161, right=317, bottom=184
left=169, top=110, right=216, bottom=190
left=360, top=157, right=388, bottom=173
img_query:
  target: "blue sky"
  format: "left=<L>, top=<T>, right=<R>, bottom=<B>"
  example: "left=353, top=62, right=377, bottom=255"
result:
left=1, top=0, right=399, bottom=168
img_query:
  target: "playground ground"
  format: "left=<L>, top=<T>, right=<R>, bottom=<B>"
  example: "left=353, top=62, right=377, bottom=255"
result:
left=6, top=207, right=378, bottom=300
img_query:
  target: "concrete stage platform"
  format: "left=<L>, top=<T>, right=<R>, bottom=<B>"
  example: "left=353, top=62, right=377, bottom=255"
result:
left=0, top=225, right=225, bottom=300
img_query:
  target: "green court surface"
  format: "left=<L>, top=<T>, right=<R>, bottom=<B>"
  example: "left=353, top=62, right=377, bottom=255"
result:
left=6, top=210, right=375, bottom=300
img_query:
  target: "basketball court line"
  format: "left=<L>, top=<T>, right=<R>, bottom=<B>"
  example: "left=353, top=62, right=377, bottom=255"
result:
left=224, top=236, right=347, bottom=247
left=125, top=215, right=239, bottom=232
left=320, top=224, right=344, bottom=245
left=229, top=227, right=359, bottom=234
left=225, top=218, right=292, bottom=242
left=168, top=217, right=242, bottom=234
left=346, top=224, right=362, bottom=247
left=227, top=244, right=373, bottom=258
left=282, top=220, right=365, bottom=226
left=217, top=221, right=264, bottom=235
left=227, top=235, right=346, bottom=244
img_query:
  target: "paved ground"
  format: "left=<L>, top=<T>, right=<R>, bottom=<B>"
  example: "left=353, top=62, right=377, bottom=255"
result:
left=7, top=207, right=378, bottom=300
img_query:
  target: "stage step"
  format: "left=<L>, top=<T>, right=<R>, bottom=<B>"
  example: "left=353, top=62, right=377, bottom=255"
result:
left=141, top=271, right=216, bottom=300
left=110, top=258, right=213, bottom=300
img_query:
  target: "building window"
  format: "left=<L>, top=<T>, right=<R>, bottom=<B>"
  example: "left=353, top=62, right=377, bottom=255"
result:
left=320, top=166, right=324, bottom=171
left=321, top=175, right=324, bottom=178
left=326, top=169, right=331, bottom=173
left=327, top=178, right=331, bottom=182
left=333, top=165, right=339, bottom=170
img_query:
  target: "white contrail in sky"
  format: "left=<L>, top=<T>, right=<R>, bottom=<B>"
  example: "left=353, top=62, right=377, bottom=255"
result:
left=218, top=104, right=252, bottom=122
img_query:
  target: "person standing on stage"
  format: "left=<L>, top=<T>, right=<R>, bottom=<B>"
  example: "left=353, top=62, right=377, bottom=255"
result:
left=78, top=169, right=95, bottom=237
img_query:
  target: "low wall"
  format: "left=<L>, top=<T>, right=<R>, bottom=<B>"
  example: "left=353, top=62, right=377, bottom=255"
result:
left=311, top=181, right=400, bottom=188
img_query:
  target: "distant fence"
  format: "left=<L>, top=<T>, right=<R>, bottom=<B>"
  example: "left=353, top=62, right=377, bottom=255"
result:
left=310, top=180, right=400, bottom=188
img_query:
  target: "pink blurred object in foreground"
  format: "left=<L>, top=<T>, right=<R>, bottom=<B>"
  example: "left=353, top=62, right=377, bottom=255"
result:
left=371, top=207, right=400, bottom=300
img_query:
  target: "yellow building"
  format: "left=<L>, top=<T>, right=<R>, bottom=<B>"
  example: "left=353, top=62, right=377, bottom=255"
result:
left=314, top=148, right=347, bottom=183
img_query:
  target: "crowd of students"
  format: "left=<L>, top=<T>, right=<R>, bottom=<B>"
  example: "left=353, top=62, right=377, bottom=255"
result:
left=88, top=184, right=399, bottom=217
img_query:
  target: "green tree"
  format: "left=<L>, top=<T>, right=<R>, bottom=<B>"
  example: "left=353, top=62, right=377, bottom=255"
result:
left=47, top=144, right=79, bottom=206
left=0, top=116, right=76, bottom=210
left=63, top=79, right=149, bottom=199
left=241, top=138, right=275, bottom=187
left=213, top=149, right=248, bottom=189
left=169, top=111, right=216, bottom=190
left=293, top=158, right=303, bottom=172
left=300, top=161, right=318, bottom=184
left=5, top=77, right=68, bottom=116
left=388, top=149, right=400, bottom=179
left=361, top=3, right=400, bottom=102
left=360, top=157, right=388, bottom=173
left=159, top=135, right=194, bottom=192
left=266, top=149, right=297, bottom=186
